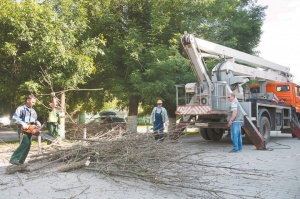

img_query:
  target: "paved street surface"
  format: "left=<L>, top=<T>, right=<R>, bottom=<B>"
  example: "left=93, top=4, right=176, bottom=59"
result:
left=0, top=130, right=299, bottom=198
left=179, top=132, right=300, bottom=198
left=0, top=127, right=19, bottom=142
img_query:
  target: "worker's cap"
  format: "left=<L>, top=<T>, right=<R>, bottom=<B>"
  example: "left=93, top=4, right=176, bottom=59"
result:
left=157, top=99, right=163, bottom=104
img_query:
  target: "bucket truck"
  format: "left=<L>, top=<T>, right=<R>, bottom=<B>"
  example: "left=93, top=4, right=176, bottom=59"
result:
left=175, top=32, right=300, bottom=149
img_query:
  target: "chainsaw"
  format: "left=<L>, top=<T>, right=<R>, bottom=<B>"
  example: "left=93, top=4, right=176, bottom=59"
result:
left=21, top=124, right=41, bottom=136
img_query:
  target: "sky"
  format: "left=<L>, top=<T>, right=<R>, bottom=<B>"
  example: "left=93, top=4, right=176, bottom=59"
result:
left=256, top=0, right=300, bottom=83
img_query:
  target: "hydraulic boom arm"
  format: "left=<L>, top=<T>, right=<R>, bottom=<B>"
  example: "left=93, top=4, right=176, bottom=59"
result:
left=181, top=32, right=293, bottom=84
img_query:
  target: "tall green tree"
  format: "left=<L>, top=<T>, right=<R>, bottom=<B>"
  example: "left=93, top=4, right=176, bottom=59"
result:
left=0, top=0, right=104, bottom=117
left=83, top=0, right=266, bottom=132
left=0, top=0, right=266, bottom=133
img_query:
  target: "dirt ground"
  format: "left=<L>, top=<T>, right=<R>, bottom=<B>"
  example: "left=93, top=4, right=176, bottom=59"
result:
left=0, top=132, right=299, bottom=199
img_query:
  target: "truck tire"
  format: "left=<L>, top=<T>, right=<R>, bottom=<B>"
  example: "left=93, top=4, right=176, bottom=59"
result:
left=200, top=129, right=211, bottom=140
left=259, top=116, right=271, bottom=141
left=207, top=128, right=224, bottom=141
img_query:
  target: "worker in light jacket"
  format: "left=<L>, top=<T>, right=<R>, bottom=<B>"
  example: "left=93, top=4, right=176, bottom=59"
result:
left=47, top=92, right=61, bottom=139
left=10, top=95, right=41, bottom=165
left=150, top=100, right=169, bottom=141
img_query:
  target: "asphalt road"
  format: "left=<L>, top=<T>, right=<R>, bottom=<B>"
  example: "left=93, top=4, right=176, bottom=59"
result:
left=0, top=127, right=19, bottom=142
left=179, top=132, right=300, bottom=199
left=0, top=130, right=299, bottom=198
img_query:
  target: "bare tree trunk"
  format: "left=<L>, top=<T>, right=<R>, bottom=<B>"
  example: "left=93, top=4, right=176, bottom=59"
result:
left=126, top=96, right=139, bottom=134
left=126, top=115, right=138, bottom=134
left=58, top=157, right=90, bottom=172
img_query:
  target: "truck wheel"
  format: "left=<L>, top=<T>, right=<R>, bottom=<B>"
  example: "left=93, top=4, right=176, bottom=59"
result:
left=208, top=128, right=224, bottom=141
left=200, top=129, right=211, bottom=140
left=259, top=116, right=271, bottom=141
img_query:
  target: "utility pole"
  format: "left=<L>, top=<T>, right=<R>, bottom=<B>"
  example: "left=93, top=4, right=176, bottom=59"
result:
left=60, top=91, right=66, bottom=139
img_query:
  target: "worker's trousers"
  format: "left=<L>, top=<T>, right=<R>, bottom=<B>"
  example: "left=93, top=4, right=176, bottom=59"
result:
left=47, top=122, right=59, bottom=138
left=10, top=129, right=32, bottom=164
left=230, top=121, right=243, bottom=152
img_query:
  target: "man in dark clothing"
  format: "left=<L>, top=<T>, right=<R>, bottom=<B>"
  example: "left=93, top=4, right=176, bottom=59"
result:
left=150, top=100, right=169, bottom=141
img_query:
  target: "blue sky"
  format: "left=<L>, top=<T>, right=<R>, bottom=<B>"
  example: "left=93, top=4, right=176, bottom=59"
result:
left=256, top=0, right=300, bottom=83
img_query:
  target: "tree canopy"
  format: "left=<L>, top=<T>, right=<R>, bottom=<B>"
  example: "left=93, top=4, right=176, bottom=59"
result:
left=0, top=0, right=266, bottom=127
left=0, top=0, right=104, bottom=116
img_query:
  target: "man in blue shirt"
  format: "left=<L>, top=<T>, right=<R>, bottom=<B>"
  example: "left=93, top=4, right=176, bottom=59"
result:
left=10, top=95, right=41, bottom=165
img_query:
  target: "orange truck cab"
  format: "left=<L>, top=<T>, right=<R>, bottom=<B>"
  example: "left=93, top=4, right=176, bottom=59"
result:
left=249, top=82, right=300, bottom=113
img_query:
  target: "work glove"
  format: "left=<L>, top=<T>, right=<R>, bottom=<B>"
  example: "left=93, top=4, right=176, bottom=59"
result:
left=22, top=123, right=29, bottom=130
left=36, top=121, right=41, bottom=128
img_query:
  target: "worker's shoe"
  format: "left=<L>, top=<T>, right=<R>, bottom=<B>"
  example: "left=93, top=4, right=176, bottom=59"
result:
left=9, top=159, right=21, bottom=165
left=153, top=131, right=159, bottom=140
left=229, top=150, right=239, bottom=153
left=158, top=136, right=165, bottom=142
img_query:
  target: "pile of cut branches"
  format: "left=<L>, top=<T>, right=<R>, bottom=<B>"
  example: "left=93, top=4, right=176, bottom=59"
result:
left=28, top=134, right=214, bottom=197
left=22, top=132, right=274, bottom=198
left=29, top=134, right=179, bottom=178
left=65, top=122, right=126, bottom=139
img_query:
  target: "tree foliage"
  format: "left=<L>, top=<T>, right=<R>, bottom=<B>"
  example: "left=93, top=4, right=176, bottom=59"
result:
left=0, top=0, right=266, bottom=123
left=0, top=0, right=104, bottom=116
left=83, top=0, right=266, bottom=118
